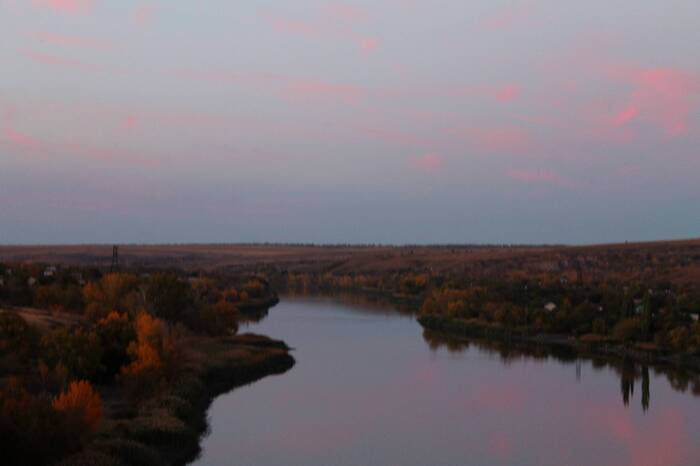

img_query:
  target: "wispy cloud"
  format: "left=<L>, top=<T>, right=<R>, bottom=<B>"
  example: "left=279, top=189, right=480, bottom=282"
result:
left=410, top=153, right=444, bottom=172
left=359, top=37, right=379, bottom=54
left=34, top=32, right=113, bottom=50
left=32, top=0, right=94, bottom=14
left=606, top=65, right=700, bottom=136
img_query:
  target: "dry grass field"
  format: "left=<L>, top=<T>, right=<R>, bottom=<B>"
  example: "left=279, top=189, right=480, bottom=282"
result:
left=1, top=238, right=700, bottom=284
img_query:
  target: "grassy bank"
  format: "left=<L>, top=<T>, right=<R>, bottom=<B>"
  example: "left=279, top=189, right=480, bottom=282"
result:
left=418, top=314, right=700, bottom=370
left=57, top=333, right=295, bottom=466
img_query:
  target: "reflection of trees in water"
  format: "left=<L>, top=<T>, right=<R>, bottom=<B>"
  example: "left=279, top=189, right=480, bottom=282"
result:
left=282, top=292, right=418, bottom=316
left=422, top=330, right=700, bottom=411
left=238, top=307, right=269, bottom=324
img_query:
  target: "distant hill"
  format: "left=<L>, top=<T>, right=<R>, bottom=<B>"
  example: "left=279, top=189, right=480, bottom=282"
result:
left=1, top=239, right=700, bottom=284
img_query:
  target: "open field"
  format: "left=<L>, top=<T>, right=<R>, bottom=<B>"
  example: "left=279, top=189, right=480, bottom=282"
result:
left=0, top=307, right=83, bottom=334
left=2, top=238, right=700, bottom=283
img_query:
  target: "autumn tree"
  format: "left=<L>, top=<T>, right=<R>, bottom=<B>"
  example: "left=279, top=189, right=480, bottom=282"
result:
left=53, top=380, right=103, bottom=437
left=120, top=312, right=184, bottom=396
left=83, top=273, right=142, bottom=320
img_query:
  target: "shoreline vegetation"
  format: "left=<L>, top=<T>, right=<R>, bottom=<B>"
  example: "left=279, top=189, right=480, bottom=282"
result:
left=64, top=332, right=294, bottom=466
left=2, top=239, right=700, bottom=464
left=0, top=263, right=293, bottom=466
left=417, top=314, right=700, bottom=371
left=275, top=267, right=700, bottom=372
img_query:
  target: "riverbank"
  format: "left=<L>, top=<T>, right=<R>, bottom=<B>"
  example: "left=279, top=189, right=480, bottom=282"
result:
left=57, top=333, right=295, bottom=466
left=418, top=314, right=700, bottom=371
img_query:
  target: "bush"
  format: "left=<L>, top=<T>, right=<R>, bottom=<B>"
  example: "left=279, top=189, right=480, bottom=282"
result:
left=171, top=374, right=204, bottom=400
left=93, top=439, right=165, bottom=466
left=42, top=328, right=103, bottom=382
left=141, top=395, right=194, bottom=421
left=0, top=312, right=37, bottom=372
left=613, top=318, right=641, bottom=343
left=126, top=412, right=194, bottom=446
left=146, top=274, right=192, bottom=323
left=0, top=382, right=78, bottom=465
left=95, top=312, right=135, bottom=380
left=55, top=450, right=124, bottom=466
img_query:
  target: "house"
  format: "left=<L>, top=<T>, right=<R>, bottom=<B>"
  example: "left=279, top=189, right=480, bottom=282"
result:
left=544, top=302, right=557, bottom=312
left=690, top=313, right=699, bottom=322
left=27, top=277, right=37, bottom=287
left=44, top=266, right=57, bottom=277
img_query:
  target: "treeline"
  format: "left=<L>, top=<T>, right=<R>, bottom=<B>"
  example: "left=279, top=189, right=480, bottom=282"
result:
left=0, top=263, right=275, bottom=465
left=279, top=271, right=430, bottom=297
left=419, top=278, right=700, bottom=353
left=276, top=269, right=700, bottom=354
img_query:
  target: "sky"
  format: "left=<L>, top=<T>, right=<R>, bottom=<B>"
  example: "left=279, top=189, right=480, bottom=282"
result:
left=0, top=0, right=699, bottom=245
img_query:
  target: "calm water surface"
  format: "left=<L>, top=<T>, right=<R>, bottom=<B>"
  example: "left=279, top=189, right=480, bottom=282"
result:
left=193, top=297, right=700, bottom=466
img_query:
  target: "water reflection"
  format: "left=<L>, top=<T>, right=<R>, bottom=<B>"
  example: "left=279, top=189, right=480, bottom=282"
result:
left=280, top=291, right=418, bottom=315
left=197, top=298, right=700, bottom=466
left=423, top=329, right=700, bottom=412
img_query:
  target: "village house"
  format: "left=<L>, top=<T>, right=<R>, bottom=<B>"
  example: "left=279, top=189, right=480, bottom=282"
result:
left=544, top=302, right=557, bottom=312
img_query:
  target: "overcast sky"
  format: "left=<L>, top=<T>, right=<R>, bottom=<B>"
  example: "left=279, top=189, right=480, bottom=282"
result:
left=1, top=0, right=699, bottom=244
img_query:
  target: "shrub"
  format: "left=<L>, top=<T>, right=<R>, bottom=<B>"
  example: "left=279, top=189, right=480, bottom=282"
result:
left=93, top=439, right=165, bottom=466
left=613, top=318, right=641, bottom=343
left=42, top=328, right=103, bottom=382
left=55, top=450, right=124, bottom=466
left=95, top=312, right=136, bottom=380
left=146, top=274, right=192, bottom=323
left=0, top=311, right=37, bottom=372
left=0, top=381, right=77, bottom=465
left=127, top=412, right=194, bottom=446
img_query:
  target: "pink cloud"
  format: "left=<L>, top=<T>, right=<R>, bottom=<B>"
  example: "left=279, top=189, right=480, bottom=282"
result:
left=323, top=3, right=367, bottom=24
left=611, top=104, right=640, bottom=127
left=132, top=4, right=158, bottom=27
left=359, top=37, right=379, bottom=54
left=280, top=79, right=365, bottom=105
left=495, top=85, right=520, bottom=102
left=1, top=127, right=40, bottom=148
left=122, top=115, right=138, bottom=131
left=454, top=84, right=522, bottom=103
left=34, top=32, right=113, bottom=49
left=32, top=0, right=93, bottom=14
left=488, top=432, right=513, bottom=460
left=262, top=4, right=368, bottom=41
left=410, top=153, right=443, bottom=172
left=607, top=65, right=700, bottom=136
left=480, top=1, right=534, bottom=31
left=269, top=17, right=317, bottom=37
left=23, top=49, right=101, bottom=71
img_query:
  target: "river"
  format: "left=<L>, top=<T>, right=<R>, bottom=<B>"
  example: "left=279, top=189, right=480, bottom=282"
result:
left=192, top=296, right=700, bottom=466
